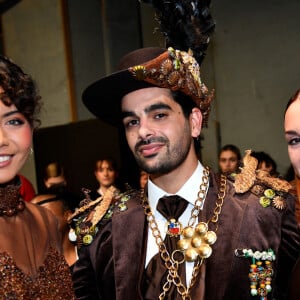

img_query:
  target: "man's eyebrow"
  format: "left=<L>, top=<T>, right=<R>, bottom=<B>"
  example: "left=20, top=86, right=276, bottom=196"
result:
left=144, top=103, right=172, bottom=113
left=121, top=111, right=136, bottom=119
left=121, top=102, right=172, bottom=119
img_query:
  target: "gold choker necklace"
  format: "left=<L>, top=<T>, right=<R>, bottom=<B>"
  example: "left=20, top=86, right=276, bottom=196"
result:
left=141, top=167, right=227, bottom=299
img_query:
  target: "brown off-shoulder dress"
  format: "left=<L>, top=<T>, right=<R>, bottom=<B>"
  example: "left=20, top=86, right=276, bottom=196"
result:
left=0, top=183, right=75, bottom=299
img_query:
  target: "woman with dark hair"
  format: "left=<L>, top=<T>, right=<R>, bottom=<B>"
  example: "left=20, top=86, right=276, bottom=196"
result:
left=284, top=90, right=300, bottom=225
left=250, top=151, right=279, bottom=177
left=285, top=89, right=300, bottom=183
left=89, top=157, right=120, bottom=200
left=218, top=144, right=241, bottom=174
left=0, top=55, right=75, bottom=298
left=284, top=89, right=300, bottom=300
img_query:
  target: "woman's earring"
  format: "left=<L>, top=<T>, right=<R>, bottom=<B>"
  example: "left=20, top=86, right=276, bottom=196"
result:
left=30, top=147, right=34, bottom=155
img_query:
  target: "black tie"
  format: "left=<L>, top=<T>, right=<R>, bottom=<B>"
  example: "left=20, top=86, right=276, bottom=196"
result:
left=142, top=195, right=188, bottom=300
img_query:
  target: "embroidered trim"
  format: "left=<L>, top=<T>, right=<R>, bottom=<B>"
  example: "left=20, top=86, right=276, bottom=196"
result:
left=128, top=47, right=214, bottom=127
left=68, top=187, right=132, bottom=248
left=233, top=150, right=291, bottom=210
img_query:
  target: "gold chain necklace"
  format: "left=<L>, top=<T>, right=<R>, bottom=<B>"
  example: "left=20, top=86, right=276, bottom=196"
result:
left=141, top=167, right=227, bottom=299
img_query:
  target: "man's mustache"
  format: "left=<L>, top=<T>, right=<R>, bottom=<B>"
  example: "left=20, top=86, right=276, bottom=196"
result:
left=134, top=137, right=167, bottom=152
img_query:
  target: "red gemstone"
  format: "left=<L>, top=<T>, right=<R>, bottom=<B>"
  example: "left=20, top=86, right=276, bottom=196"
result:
left=169, top=227, right=180, bottom=234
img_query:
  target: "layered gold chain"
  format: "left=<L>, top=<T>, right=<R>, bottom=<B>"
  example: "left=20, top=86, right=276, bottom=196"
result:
left=141, top=167, right=227, bottom=299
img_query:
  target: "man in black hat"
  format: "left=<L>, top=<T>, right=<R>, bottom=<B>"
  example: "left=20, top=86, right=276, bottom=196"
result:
left=71, top=46, right=300, bottom=300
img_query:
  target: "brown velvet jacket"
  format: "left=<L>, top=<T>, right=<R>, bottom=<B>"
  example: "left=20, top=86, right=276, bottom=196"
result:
left=72, top=172, right=300, bottom=300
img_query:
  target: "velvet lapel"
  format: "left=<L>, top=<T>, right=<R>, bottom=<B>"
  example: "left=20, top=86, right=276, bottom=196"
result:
left=112, top=196, right=146, bottom=300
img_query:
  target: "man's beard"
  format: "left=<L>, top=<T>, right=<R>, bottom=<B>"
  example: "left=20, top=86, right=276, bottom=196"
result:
left=133, top=131, right=192, bottom=175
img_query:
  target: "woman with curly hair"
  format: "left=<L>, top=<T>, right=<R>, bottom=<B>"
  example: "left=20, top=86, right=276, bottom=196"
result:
left=0, top=55, right=75, bottom=299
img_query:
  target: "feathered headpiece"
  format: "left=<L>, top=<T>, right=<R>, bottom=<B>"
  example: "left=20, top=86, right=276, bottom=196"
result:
left=82, top=0, right=215, bottom=126
left=139, top=0, right=215, bottom=65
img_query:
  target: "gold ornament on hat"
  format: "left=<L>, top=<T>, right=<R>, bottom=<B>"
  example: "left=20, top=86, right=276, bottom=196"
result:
left=131, top=65, right=147, bottom=81
left=129, top=47, right=214, bottom=127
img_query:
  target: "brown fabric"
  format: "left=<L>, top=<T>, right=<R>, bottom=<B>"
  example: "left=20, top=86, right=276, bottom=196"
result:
left=0, top=202, right=75, bottom=299
left=190, top=263, right=206, bottom=300
left=288, top=176, right=300, bottom=299
left=290, top=177, right=300, bottom=225
left=72, top=172, right=300, bottom=300
left=73, top=193, right=146, bottom=299
left=288, top=256, right=300, bottom=300
left=142, top=195, right=188, bottom=299
left=296, top=178, right=300, bottom=223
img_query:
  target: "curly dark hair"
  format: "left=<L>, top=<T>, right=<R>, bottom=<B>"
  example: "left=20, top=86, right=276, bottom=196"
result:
left=0, top=55, right=42, bottom=128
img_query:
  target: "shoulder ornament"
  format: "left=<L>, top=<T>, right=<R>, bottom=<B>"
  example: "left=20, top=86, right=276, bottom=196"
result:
left=233, top=150, right=292, bottom=210
left=68, top=186, right=133, bottom=248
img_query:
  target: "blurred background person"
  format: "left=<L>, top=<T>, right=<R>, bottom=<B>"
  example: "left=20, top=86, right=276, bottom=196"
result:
left=218, top=144, right=241, bottom=175
left=42, top=161, right=80, bottom=209
left=89, top=157, right=119, bottom=200
left=250, top=151, right=279, bottom=177
left=31, top=193, right=78, bottom=270
left=44, top=162, right=67, bottom=193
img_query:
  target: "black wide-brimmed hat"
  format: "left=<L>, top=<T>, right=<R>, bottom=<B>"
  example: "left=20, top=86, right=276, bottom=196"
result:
left=82, top=47, right=213, bottom=127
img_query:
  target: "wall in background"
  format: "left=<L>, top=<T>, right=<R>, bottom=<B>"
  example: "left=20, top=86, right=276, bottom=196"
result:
left=207, top=0, right=300, bottom=175
left=1, top=0, right=300, bottom=192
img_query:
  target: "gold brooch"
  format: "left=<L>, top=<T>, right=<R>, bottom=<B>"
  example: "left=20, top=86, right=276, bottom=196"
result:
left=177, top=222, right=217, bottom=262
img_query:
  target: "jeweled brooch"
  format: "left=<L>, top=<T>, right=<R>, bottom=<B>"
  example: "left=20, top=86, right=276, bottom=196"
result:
left=235, top=248, right=275, bottom=298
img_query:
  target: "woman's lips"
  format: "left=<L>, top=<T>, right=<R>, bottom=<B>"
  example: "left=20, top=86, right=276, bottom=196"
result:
left=0, top=155, right=12, bottom=167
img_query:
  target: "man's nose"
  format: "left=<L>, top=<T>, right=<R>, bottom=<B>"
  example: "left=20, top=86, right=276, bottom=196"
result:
left=138, top=119, right=155, bottom=139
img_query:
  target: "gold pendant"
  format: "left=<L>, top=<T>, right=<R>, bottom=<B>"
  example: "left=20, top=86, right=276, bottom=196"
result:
left=165, top=218, right=182, bottom=237
left=177, top=222, right=217, bottom=262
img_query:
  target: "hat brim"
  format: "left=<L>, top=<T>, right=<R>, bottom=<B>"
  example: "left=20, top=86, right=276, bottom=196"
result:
left=82, top=69, right=157, bottom=126
left=83, top=47, right=167, bottom=126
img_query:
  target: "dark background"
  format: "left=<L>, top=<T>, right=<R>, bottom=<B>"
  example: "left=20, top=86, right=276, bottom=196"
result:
left=33, top=118, right=141, bottom=198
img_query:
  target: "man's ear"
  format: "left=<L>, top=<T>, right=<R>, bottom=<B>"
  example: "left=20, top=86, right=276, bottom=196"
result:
left=190, top=107, right=202, bottom=138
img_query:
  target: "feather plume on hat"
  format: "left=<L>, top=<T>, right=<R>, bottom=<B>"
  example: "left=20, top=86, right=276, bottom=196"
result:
left=82, top=0, right=215, bottom=127
left=139, top=0, right=215, bottom=65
